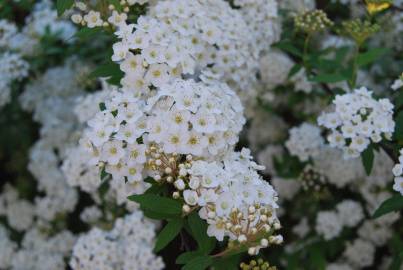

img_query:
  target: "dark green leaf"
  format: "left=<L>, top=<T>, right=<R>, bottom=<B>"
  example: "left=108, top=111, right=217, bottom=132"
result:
left=395, top=91, right=403, bottom=110
left=211, top=254, right=242, bottom=270
left=56, top=0, right=74, bottom=16
left=188, top=212, right=216, bottom=254
left=288, top=64, right=302, bottom=79
left=373, top=195, right=403, bottom=218
left=273, top=41, right=302, bottom=57
left=128, top=194, right=182, bottom=216
left=394, top=112, right=403, bottom=141
left=90, top=63, right=122, bottom=78
left=154, top=219, right=183, bottom=252
left=310, top=73, right=347, bottom=83
left=182, top=256, right=213, bottom=270
left=357, top=48, right=390, bottom=67
left=74, top=27, right=102, bottom=40
left=176, top=251, right=204, bottom=265
left=362, top=145, right=374, bottom=176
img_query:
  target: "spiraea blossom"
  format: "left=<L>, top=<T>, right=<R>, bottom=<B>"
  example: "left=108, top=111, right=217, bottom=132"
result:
left=110, top=0, right=259, bottom=104
left=318, top=87, right=395, bottom=158
left=285, top=123, right=324, bottom=162
left=392, top=148, right=403, bottom=195
left=81, top=78, right=244, bottom=186
left=183, top=149, right=282, bottom=255
left=70, top=212, right=164, bottom=270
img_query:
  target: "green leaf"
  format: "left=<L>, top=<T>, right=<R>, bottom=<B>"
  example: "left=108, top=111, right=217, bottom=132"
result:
left=394, top=112, right=403, bottom=141
left=154, top=219, right=183, bottom=252
left=310, top=73, right=347, bottom=83
left=182, top=256, right=213, bottom=270
left=273, top=41, right=302, bottom=57
left=357, top=48, right=390, bottom=67
left=74, top=27, right=102, bottom=40
left=288, top=64, right=302, bottom=79
left=128, top=194, right=182, bottom=217
left=395, top=91, right=403, bottom=110
left=56, top=0, right=74, bottom=16
left=176, top=251, right=204, bottom=265
left=361, top=145, right=374, bottom=176
left=211, top=254, right=242, bottom=270
left=373, top=195, right=403, bottom=218
left=188, top=212, right=216, bottom=254
left=90, top=63, right=122, bottom=78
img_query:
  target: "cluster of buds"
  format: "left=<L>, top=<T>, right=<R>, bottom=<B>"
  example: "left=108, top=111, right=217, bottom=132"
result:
left=339, top=19, right=380, bottom=45
left=298, top=165, right=326, bottom=192
left=294, top=9, right=333, bottom=34
left=365, top=0, right=392, bottom=15
left=240, top=259, right=277, bottom=270
left=212, top=205, right=283, bottom=255
left=69, top=0, right=147, bottom=28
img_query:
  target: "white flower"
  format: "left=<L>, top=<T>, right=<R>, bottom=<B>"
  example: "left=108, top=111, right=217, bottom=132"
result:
left=315, top=211, right=343, bottom=240
left=84, top=11, right=103, bottom=28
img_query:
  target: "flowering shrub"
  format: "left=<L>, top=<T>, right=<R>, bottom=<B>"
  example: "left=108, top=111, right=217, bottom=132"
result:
left=0, top=0, right=403, bottom=269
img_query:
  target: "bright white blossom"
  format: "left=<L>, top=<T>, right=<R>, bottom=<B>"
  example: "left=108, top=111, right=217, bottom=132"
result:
left=318, top=87, right=395, bottom=159
left=286, top=123, right=324, bottom=162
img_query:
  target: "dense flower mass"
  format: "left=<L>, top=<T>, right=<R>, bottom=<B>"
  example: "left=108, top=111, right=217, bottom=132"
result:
left=318, top=87, right=395, bottom=158
left=110, top=0, right=260, bottom=106
left=70, top=212, right=164, bottom=270
left=81, top=78, right=244, bottom=185
left=1, top=0, right=403, bottom=269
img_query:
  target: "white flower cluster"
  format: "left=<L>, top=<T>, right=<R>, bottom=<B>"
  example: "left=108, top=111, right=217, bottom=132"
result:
left=312, top=146, right=364, bottom=188
left=259, top=50, right=313, bottom=93
left=81, top=78, right=244, bottom=185
left=392, top=148, right=403, bottom=195
left=111, top=0, right=258, bottom=104
left=342, top=239, right=375, bottom=268
left=70, top=212, right=164, bottom=270
left=318, top=87, right=395, bottom=158
left=391, top=73, right=403, bottom=90
left=315, top=200, right=363, bottom=240
left=0, top=19, right=29, bottom=107
left=233, top=0, right=281, bottom=55
left=285, top=123, right=324, bottom=162
left=183, top=149, right=282, bottom=255
left=0, top=225, right=16, bottom=269
left=10, top=228, right=76, bottom=270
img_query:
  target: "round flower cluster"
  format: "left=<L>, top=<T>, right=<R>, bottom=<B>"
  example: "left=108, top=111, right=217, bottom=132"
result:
left=164, top=149, right=282, bottom=255
left=233, top=0, right=281, bottom=56
left=111, top=0, right=258, bottom=103
left=70, top=212, right=164, bottom=270
left=392, top=148, right=403, bottom=195
left=0, top=52, right=29, bottom=107
left=318, top=87, right=395, bottom=159
left=81, top=79, right=244, bottom=186
left=315, top=200, right=364, bottom=240
left=285, top=123, right=324, bottom=162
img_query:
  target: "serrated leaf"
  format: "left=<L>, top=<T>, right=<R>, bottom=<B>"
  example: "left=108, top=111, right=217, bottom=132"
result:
left=357, top=48, right=389, bottom=67
left=154, top=219, right=183, bottom=252
left=188, top=212, right=216, bottom=254
left=362, top=145, right=374, bottom=175
left=56, top=0, right=74, bottom=16
left=182, top=256, right=213, bottom=270
left=176, top=251, right=204, bottom=265
left=373, top=195, right=403, bottom=218
left=128, top=194, right=182, bottom=216
left=310, top=73, right=347, bottom=83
